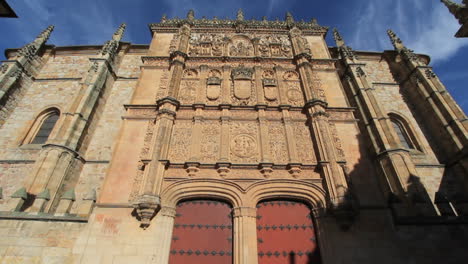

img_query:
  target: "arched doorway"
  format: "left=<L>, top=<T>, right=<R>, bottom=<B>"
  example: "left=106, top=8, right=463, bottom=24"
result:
left=169, top=199, right=233, bottom=264
left=256, top=200, right=321, bottom=264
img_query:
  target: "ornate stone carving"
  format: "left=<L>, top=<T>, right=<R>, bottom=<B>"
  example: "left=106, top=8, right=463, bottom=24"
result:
left=258, top=35, right=292, bottom=57
left=168, top=121, right=193, bottom=162
left=286, top=84, right=304, bottom=106
left=229, top=37, right=254, bottom=57
left=230, top=122, right=259, bottom=163
left=169, top=34, right=179, bottom=53
left=129, top=120, right=155, bottom=203
left=206, top=69, right=222, bottom=101
left=200, top=121, right=221, bottom=163
left=183, top=69, right=198, bottom=78
left=329, top=122, right=346, bottom=161
left=178, top=80, right=197, bottom=104
left=268, top=122, right=288, bottom=164
left=425, top=68, right=436, bottom=79
left=293, top=122, right=316, bottom=164
left=283, top=71, right=300, bottom=80
left=156, top=69, right=170, bottom=100
left=231, top=65, right=255, bottom=104
left=0, top=64, right=8, bottom=74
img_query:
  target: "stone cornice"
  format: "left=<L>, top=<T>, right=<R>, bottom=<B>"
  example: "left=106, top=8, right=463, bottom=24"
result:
left=149, top=18, right=328, bottom=36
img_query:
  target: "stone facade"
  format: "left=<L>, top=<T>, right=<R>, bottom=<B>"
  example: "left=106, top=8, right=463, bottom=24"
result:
left=442, top=0, right=468, bottom=37
left=0, top=10, right=467, bottom=264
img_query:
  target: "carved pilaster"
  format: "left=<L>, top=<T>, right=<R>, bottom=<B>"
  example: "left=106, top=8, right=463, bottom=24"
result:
left=232, top=207, right=258, bottom=264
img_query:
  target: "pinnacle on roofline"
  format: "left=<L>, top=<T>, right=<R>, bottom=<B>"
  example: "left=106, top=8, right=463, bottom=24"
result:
left=237, top=8, right=244, bottom=21
left=333, top=28, right=345, bottom=47
left=36, top=25, right=55, bottom=43
left=187, top=9, right=195, bottom=20
left=112, top=23, right=126, bottom=41
left=386, top=29, right=404, bottom=51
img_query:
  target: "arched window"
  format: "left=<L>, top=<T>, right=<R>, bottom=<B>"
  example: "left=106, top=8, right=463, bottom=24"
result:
left=389, top=114, right=421, bottom=151
left=23, top=108, right=60, bottom=145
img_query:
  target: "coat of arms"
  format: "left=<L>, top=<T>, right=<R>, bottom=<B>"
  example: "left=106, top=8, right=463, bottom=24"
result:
left=231, top=65, right=253, bottom=100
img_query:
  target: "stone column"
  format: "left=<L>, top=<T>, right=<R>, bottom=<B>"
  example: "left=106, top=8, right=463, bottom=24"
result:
left=217, top=107, right=231, bottom=177
left=233, top=207, right=258, bottom=264
left=289, top=27, right=350, bottom=208
left=152, top=206, right=177, bottom=264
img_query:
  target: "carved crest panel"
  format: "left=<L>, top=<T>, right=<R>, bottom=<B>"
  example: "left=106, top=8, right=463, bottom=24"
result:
left=179, top=80, right=197, bottom=104
left=200, top=121, right=221, bottom=163
left=229, top=36, right=254, bottom=57
left=231, top=65, right=256, bottom=105
left=229, top=122, right=260, bottom=163
left=268, top=122, right=289, bottom=164
left=168, top=121, right=193, bottom=162
left=293, top=122, right=316, bottom=164
left=206, top=69, right=222, bottom=102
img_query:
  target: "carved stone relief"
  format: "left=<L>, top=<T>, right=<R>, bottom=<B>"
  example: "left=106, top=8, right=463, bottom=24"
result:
left=294, top=122, right=316, bottom=164
left=229, top=37, right=254, bottom=57
left=155, top=69, right=170, bottom=100
left=168, top=121, right=193, bottom=162
left=169, top=34, right=179, bottom=53
left=231, top=65, right=256, bottom=105
left=268, top=122, right=289, bottom=164
left=200, top=121, right=221, bottom=163
left=262, top=70, right=278, bottom=102
left=329, top=122, right=346, bottom=161
left=258, top=35, right=292, bottom=57
left=187, top=33, right=293, bottom=58
left=229, top=122, right=259, bottom=163
left=178, top=80, right=197, bottom=104
left=206, top=69, right=222, bottom=102
left=129, top=120, right=155, bottom=203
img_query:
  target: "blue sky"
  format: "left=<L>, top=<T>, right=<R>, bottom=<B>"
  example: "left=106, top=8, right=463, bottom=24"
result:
left=1, top=0, right=467, bottom=111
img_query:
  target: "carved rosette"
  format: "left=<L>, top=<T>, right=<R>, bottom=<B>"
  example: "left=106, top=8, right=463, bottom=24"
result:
left=282, top=70, right=304, bottom=106
left=229, top=122, right=259, bottom=163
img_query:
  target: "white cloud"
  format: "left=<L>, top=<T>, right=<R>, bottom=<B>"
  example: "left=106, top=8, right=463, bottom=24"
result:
left=350, top=0, right=468, bottom=64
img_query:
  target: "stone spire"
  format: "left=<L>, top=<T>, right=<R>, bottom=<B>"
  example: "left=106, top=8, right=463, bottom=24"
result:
left=187, top=9, right=195, bottom=20
left=285, top=11, right=294, bottom=24
left=333, top=28, right=345, bottom=48
left=387, top=29, right=419, bottom=61
left=236, top=8, right=244, bottom=21
left=333, top=28, right=356, bottom=60
left=101, top=23, right=126, bottom=59
left=441, top=0, right=464, bottom=16
left=112, top=23, right=126, bottom=42
left=17, top=25, right=55, bottom=61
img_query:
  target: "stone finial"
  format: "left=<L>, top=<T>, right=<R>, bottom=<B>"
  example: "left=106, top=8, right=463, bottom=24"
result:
left=285, top=11, right=294, bottom=24
left=112, top=23, right=127, bottom=41
left=37, top=25, right=55, bottom=43
left=187, top=9, right=195, bottom=20
left=161, top=14, right=167, bottom=23
left=387, top=29, right=405, bottom=51
left=237, top=8, right=244, bottom=21
left=333, top=28, right=345, bottom=47
left=18, top=25, right=55, bottom=61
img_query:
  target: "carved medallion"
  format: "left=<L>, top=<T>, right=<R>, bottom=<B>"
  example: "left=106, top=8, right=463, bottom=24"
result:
left=231, top=134, right=257, bottom=158
left=287, top=88, right=303, bottom=103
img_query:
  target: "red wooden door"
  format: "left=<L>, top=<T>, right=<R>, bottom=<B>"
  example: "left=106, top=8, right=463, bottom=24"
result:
left=169, top=200, right=233, bottom=264
left=257, top=200, right=321, bottom=264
